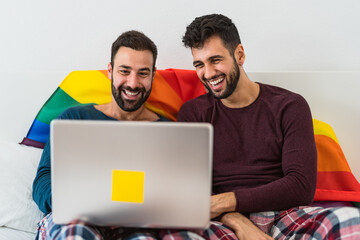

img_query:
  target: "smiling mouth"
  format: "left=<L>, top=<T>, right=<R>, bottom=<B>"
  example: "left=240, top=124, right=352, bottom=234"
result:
left=123, top=89, right=140, bottom=98
left=208, top=77, right=225, bottom=88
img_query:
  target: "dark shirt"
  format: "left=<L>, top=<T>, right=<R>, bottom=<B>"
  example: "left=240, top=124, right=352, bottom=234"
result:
left=33, top=104, right=167, bottom=214
left=177, top=83, right=317, bottom=213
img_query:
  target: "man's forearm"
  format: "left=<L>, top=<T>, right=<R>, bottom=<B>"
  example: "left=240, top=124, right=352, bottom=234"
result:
left=211, top=192, right=236, bottom=218
left=221, top=212, right=274, bottom=240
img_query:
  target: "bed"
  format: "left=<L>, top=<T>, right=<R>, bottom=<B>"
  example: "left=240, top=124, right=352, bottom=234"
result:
left=1, top=69, right=360, bottom=239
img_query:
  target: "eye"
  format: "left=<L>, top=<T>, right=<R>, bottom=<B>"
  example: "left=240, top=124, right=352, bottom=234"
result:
left=138, top=72, right=150, bottom=78
left=211, top=58, right=221, bottom=64
left=119, top=70, right=130, bottom=75
left=194, top=63, right=203, bottom=69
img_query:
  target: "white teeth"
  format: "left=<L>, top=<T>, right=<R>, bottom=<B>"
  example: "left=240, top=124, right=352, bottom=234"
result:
left=124, top=90, right=139, bottom=96
left=209, top=78, right=224, bottom=86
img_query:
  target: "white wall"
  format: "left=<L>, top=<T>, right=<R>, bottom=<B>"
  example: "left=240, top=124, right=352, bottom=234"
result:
left=1, top=0, right=359, bottom=73
left=1, top=0, right=360, bottom=177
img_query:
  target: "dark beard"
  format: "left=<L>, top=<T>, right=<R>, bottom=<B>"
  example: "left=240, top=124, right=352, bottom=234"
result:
left=204, top=61, right=240, bottom=99
left=111, top=78, right=152, bottom=112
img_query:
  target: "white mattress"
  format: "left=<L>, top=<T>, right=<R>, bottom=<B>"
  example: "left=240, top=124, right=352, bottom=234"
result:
left=0, top=227, right=35, bottom=240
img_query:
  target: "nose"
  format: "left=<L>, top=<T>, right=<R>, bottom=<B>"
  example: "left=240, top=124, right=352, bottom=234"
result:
left=203, top=64, right=216, bottom=81
left=126, top=72, right=140, bottom=89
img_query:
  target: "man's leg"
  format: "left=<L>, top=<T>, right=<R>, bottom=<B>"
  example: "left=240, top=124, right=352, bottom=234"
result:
left=36, top=214, right=237, bottom=240
left=251, top=206, right=360, bottom=239
left=110, top=228, right=158, bottom=240
left=159, top=221, right=238, bottom=240
left=35, top=213, right=103, bottom=240
left=124, top=232, right=158, bottom=240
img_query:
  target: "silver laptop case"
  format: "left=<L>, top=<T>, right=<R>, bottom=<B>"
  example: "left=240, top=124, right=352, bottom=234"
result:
left=51, top=120, right=213, bottom=229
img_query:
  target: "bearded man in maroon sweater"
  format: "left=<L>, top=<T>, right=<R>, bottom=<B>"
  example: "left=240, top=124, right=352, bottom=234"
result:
left=178, top=14, right=360, bottom=240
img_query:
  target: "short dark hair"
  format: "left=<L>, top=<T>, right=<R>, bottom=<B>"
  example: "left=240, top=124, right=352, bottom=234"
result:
left=182, top=14, right=241, bottom=55
left=111, top=30, right=158, bottom=71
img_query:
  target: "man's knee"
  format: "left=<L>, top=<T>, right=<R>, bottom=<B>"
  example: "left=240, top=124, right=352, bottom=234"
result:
left=48, top=222, right=102, bottom=240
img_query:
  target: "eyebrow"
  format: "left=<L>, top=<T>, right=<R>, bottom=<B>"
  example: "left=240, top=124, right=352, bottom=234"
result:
left=118, top=65, right=151, bottom=72
left=138, top=67, right=151, bottom=72
left=208, top=55, right=224, bottom=61
left=193, top=55, right=224, bottom=67
left=118, top=65, right=131, bottom=70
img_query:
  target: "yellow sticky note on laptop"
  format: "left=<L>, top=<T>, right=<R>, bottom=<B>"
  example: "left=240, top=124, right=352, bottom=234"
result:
left=111, top=170, right=145, bottom=203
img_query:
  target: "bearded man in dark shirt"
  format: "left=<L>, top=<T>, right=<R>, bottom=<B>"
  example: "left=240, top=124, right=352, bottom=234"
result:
left=178, top=14, right=360, bottom=240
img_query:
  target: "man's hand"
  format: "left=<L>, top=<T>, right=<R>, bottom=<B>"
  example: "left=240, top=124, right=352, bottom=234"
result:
left=221, top=212, right=274, bottom=240
left=211, top=192, right=236, bottom=219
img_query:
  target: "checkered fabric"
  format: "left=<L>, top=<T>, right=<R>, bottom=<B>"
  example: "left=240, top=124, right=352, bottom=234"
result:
left=36, top=206, right=360, bottom=239
left=250, top=205, right=360, bottom=239
left=35, top=213, right=238, bottom=240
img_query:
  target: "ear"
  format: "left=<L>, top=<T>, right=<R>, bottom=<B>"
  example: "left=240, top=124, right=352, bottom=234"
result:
left=234, top=44, right=245, bottom=66
left=107, top=62, right=112, bottom=79
left=151, top=67, right=157, bottom=81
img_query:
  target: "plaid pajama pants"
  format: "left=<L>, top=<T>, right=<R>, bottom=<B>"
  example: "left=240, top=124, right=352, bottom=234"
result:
left=35, top=213, right=237, bottom=240
left=36, top=205, right=360, bottom=240
left=250, top=205, right=360, bottom=239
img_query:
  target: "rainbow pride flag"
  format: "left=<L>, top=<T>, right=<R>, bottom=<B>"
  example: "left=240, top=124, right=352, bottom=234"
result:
left=313, top=119, right=360, bottom=201
left=20, top=69, right=360, bottom=202
left=21, top=69, right=205, bottom=148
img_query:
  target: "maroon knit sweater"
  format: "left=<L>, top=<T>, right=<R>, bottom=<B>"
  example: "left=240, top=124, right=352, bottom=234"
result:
left=177, top=83, right=317, bottom=213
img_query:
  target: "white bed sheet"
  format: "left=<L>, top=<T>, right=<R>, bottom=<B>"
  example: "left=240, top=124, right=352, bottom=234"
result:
left=0, top=227, right=35, bottom=240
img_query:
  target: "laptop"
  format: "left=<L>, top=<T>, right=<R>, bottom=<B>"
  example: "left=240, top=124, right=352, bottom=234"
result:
left=50, top=120, right=213, bottom=229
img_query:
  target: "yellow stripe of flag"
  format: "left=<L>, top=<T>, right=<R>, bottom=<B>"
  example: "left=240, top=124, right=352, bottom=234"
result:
left=313, top=119, right=339, bottom=144
left=59, top=70, right=111, bottom=104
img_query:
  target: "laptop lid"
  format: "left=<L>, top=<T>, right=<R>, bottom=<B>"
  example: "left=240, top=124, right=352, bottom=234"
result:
left=50, top=120, right=213, bottom=229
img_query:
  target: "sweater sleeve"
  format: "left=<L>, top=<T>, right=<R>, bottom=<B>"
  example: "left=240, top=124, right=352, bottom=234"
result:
left=233, top=96, right=317, bottom=213
left=32, top=108, right=75, bottom=214
left=32, top=140, right=52, bottom=214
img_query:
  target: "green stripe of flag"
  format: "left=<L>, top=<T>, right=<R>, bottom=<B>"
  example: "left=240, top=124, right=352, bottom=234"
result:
left=36, top=87, right=81, bottom=124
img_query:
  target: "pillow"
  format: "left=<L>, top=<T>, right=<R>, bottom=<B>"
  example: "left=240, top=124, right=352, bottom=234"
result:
left=20, top=69, right=205, bottom=148
left=0, top=140, right=43, bottom=233
left=20, top=69, right=360, bottom=203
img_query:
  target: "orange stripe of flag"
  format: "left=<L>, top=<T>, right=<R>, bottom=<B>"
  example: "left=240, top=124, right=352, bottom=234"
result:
left=315, top=135, right=350, bottom=172
left=147, top=72, right=183, bottom=120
